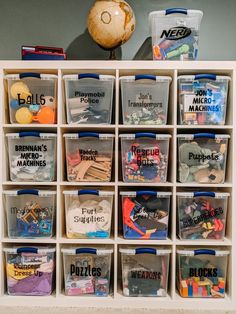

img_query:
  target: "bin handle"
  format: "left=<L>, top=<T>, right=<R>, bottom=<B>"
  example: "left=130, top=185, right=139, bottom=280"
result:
left=165, top=8, right=187, bottom=15
left=193, top=133, right=215, bottom=139
left=135, top=74, right=156, bottom=81
left=194, top=249, right=216, bottom=256
left=19, top=72, right=41, bottom=79
left=17, top=189, right=39, bottom=196
left=195, top=74, right=217, bottom=80
left=17, top=247, right=38, bottom=254
left=135, top=133, right=156, bottom=139
left=78, top=190, right=99, bottom=196
left=19, top=131, right=40, bottom=137
left=136, top=191, right=157, bottom=196
left=135, top=248, right=156, bottom=255
left=194, top=192, right=215, bottom=197
left=75, top=248, right=97, bottom=255
left=78, top=132, right=99, bottom=138
left=78, top=73, right=99, bottom=80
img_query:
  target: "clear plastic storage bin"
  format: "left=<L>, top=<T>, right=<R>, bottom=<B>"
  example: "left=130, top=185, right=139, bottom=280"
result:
left=62, top=247, right=113, bottom=296
left=64, top=132, right=114, bottom=182
left=63, top=74, right=115, bottom=124
left=120, top=247, right=171, bottom=297
left=177, top=248, right=229, bottom=298
left=64, top=189, right=114, bottom=239
left=120, top=133, right=171, bottom=183
left=177, top=192, right=229, bottom=240
left=6, top=131, right=57, bottom=182
left=177, top=133, right=230, bottom=184
left=121, top=191, right=171, bottom=239
left=149, top=8, right=203, bottom=60
left=120, top=75, right=172, bottom=125
left=4, top=246, right=55, bottom=296
left=4, top=189, right=56, bottom=238
left=5, top=73, right=57, bottom=124
left=178, top=74, right=231, bottom=125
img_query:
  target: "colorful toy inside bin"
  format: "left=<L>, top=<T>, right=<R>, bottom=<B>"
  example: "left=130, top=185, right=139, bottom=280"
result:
left=64, top=132, right=114, bottom=182
left=63, top=73, right=115, bottom=124
left=149, top=8, right=203, bottom=60
left=6, top=131, right=57, bottom=182
left=177, top=248, right=229, bottom=298
left=64, top=189, right=114, bottom=239
left=5, top=73, right=57, bottom=124
left=178, top=74, right=231, bottom=125
left=120, top=75, right=172, bottom=125
left=62, top=247, right=113, bottom=296
left=4, top=246, right=55, bottom=296
left=121, top=191, right=171, bottom=240
left=4, top=189, right=56, bottom=238
left=177, top=133, right=230, bottom=184
left=177, top=192, right=229, bottom=240
left=120, top=247, right=171, bottom=297
left=120, top=133, right=171, bottom=183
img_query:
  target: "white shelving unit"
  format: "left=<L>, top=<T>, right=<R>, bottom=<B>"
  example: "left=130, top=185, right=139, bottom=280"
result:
left=0, top=60, right=235, bottom=310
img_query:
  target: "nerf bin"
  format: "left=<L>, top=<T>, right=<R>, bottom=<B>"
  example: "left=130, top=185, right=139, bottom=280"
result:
left=120, top=133, right=171, bottom=183
left=63, top=189, right=114, bottom=239
left=5, top=73, right=57, bottom=124
left=149, top=8, right=203, bottom=60
left=3, top=189, right=56, bottom=239
left=121, top=191, right=171, bottom=240
left=62, top=247, right=113, bottom=296
left=177, top=192, right=229, bottom=240
left=63, top=74, right=115, bottom=124
left=4, top=246, right=56, bottom=296
left=178, top=74, right=231, bottom=125
left=64, top=132, right=114, bottom=182
left=120, top=75, right=172, bottom=125
left=177, top=248, right=229, bottom=298
left=120, top=247, right=171, bottom=297
left=6, top=132, right=57, bottom=182
left=177, top=133, right=230, bottom=184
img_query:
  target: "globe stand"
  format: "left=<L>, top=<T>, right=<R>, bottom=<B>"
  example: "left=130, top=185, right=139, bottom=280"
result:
left=109, top=49, right=116, bottom=60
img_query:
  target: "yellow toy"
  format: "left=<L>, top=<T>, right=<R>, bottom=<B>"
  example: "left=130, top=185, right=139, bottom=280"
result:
left=10, top=81, right=31, bottom=100
left=15, top=107, right=33, bottom=124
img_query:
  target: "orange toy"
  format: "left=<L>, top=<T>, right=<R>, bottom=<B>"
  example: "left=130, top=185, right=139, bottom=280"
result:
left=33, top=106, right=55, bottom=124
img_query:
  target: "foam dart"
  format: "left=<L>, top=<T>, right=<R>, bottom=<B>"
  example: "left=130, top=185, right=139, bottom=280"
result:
left=10, top=81, right=31, bottom=99
left=33, top=106, right=55, bottom=124
left=213, top=218, right=224, bottom=232
left=153, top=45, right=162, bottom=59
left=15, top=107, right=33, bottom=124
left=166, top=44, right=189, bottom=59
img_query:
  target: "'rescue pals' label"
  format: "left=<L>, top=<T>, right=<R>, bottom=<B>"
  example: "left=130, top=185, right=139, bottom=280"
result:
left=183, top=91, right=220, bottom=113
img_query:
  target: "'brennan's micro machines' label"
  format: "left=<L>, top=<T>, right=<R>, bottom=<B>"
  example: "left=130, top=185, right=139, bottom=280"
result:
left=15, top=144, right=49, bottom=167
left=183, top=91, right=220, bottom=113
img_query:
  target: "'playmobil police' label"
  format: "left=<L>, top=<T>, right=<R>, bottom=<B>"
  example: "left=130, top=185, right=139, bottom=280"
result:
left=183, top=93, right=220, bottom=113
left=74, top=91, right=105, bottom=104
left=160, top=26, right=191, bottom=40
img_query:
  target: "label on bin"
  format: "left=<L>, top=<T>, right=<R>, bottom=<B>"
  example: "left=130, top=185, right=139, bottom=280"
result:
left=160, top=26, right=192, bottom=41
left=14, top=144, right=49, bottom=167
left=130, top=145, right=160, bottom=167
left=126, top=93, right=163, bottom=109
left=181, top=207, right=224, bottom=228
left=183, top=93, right=220, bottom=113
left=74, top=90, right=105, bottom=104
left=18, top=94, right=46, bottom=106
left=189, top=268, right=218, bottom=277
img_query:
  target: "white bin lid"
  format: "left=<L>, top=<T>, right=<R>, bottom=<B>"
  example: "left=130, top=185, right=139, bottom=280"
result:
left=3, top=190, right=56, bottom=196
left=119, top=134, right=171, bottom=140
left=177, top=75, right=231, bottom=82
left=149, top=9, right=203, bottom=20
left=63, top=133, right=114, bottom=139
left=120, top=191, right=172, bottom=197
left=119, top=75, right=172, bottom=83
left=6, top=132, right=57, bottom=139
left=63, top=74, right=115, bottom=81
left=176, top=192, right=230, bottom=198
left=63, top=190, right=114, bottom=196
left=177, top=249, right=229, bottom=256
left=119, top=248, right=171, bottom=255
left=5, top=74, right=57, bottom=80
left=177, top=134, right=230, bottom=140
left=3, top=247, right=56, bottom=254
left=61, top=248, right=113, bottom=255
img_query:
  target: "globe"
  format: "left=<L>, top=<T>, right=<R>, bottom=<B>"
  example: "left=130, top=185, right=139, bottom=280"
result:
left=87, top=0, right=136, bottom=52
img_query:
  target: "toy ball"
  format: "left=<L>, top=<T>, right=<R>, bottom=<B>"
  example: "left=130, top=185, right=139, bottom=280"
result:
left=10, top=99, right=20, bottom=110
left=44, top=96, right=56, bottom=109
left=34, top=106, right=55, bottom=124
left=15, top=107, right=33, bottom=124
left=10, top=81, right=30, bottom=99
